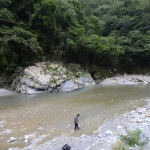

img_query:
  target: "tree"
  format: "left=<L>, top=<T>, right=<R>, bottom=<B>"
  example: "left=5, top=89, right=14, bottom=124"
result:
left=0, top=0, right=42, bottom=74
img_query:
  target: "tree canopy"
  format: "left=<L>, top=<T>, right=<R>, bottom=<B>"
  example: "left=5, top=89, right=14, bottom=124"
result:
left=0, top=0, right=150, bottom=74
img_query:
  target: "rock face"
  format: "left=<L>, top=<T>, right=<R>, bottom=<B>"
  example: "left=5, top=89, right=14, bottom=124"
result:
left=11, top=62, right=95, bottom=94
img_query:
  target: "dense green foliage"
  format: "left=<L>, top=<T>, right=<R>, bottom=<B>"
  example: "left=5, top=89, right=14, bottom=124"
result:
left=0, top=0, right=150, bottom=74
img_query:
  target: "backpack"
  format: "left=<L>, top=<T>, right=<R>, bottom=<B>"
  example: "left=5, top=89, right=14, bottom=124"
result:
left=62, top=144, right=71, bottom=150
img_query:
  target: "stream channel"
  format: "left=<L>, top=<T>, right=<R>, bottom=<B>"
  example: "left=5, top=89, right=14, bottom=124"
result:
left=0, top=84, right=150, bottom=149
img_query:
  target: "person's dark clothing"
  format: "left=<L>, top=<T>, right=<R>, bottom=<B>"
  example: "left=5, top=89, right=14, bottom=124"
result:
left=74, top=122, right=79, bottom=130
left=74, top=115, right=79, bottom=130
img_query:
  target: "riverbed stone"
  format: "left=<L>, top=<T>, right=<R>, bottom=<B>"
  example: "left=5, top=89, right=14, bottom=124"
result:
left=7, top=137, right=16, bottom=143
left=24, top=140, right=28, bottom=143
left=24, top=135, right=29, bottom=140
left=117, top=125, right=123, bottom=130
left=105, top=130, right=113, bottom=135
left=145, top=113, right=150, bottom=117
left=136, top=118, right=143, bottom=123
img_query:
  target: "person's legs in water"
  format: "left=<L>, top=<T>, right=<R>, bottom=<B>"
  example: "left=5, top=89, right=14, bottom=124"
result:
left=74, top=123, right=80, bottom=130
left=74, top=123, right=78, bottom=130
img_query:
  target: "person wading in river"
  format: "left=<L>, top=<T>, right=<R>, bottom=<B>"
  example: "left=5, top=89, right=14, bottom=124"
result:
left=74, top=114, right=80, bottom=130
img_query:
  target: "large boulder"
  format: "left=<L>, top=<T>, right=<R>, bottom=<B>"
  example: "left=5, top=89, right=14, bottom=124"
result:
left=60, top=80, right=78, bottom=92
left=11, top=62, right=96, bottom=94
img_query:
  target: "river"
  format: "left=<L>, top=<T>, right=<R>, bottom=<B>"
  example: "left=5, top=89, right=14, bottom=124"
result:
left=0, top=84, right=150, bottom=149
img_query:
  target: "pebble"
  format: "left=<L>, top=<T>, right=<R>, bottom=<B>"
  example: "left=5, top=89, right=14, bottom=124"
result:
left=24, top=135, right=29, bottom=140
left=7, top=137, right=16, bottom=143
left=117, top=125, right=123, bottom=130
left=105, top=130, right=113, bottom=135
left=136, top=119, right=143, bottom=123
left=66, top=125, right=71, bottom=128
left=24, top=140, right=28, bottom=143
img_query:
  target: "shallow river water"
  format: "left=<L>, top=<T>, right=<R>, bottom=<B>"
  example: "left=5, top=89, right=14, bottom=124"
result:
left=1, top=84, right=150, bottom=149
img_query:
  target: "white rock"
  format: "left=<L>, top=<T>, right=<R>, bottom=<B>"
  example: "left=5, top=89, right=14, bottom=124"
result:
left=24, top=139, right=28, bottom=143
left=38, top=127, right=43, bottom=130
left=137, top=110, right=144, bottom=114
left=140, top=115, right=145, bottom=119
left=117, top=125, right=123, bottom=130
left=24, top=135, right=29, bottom=140
left=131, top=119, right=135, bottom=123
left=8, top=137, right=16, bottom=142
left=84, top=83, right=90, bottom=87
left=105, top=130, right=113, bottom=135
left=136, top=119, right=143, bottom=123
left=66, top=125, right=71, bottom=128
left=130, top=110, right=135, bottom=114
left=60, top=80, right=78, bottom=91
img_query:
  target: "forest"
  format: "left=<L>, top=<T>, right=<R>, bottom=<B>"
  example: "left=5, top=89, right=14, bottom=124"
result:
left=0, top=0, right=150, bottom=75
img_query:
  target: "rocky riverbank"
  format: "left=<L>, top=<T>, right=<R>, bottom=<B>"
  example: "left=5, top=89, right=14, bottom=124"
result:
left=100, top=74, right=150, bottom=85
left=1, top=61, right=150, bottom=95
left=94, top=99, right=150, bottom=150
left=11, top=62, right=95, bottom=94
left=3, top=73, right=150, bottom=95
